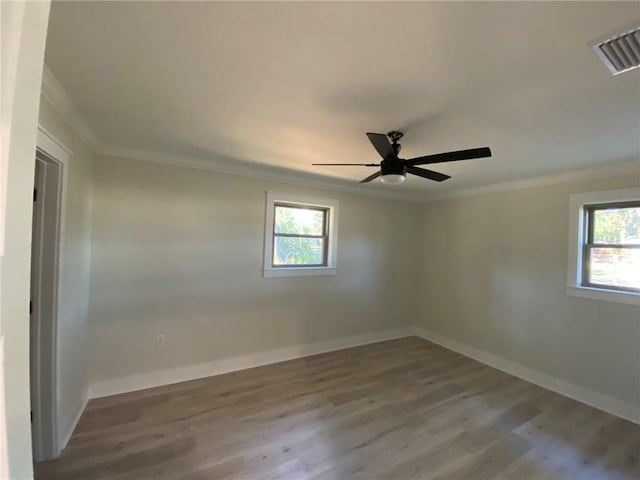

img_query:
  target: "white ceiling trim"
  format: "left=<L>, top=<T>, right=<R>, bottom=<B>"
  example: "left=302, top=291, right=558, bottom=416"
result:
left=40, top=64, right=423, bottom=202
left=41, top=64, right=639, bottom=205
left=421, top=160, right=639, bottom=202
left=96, top=144, right=423, bottom=202
left=40, top=64, right=102, bottom=152
left=99, top=143, right=638, bottom=204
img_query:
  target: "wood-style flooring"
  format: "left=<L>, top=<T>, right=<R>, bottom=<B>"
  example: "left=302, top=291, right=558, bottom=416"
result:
left=36, top=337, right=640, bottom=479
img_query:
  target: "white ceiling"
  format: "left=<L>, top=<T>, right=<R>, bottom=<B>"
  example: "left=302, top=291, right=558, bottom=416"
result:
left=45, top=1, right=640, bottom=200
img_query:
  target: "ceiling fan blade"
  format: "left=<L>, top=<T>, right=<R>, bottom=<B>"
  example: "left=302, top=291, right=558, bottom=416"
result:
left=366, top=133, right=398, bottom=161
left=359, top=171, right=382, bottom=183
left=312, top=163, right=379, bottom=166
left=407, top=147, right=491, bottom=166
left=406, top=166, right=450, bottom=182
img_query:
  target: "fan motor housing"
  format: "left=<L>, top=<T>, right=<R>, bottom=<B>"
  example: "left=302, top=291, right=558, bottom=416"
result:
left=380, top=159, right=407, bottom=177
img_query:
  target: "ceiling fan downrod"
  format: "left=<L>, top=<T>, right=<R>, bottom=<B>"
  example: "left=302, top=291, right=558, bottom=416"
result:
left=387, top=131, right=404, bottom=155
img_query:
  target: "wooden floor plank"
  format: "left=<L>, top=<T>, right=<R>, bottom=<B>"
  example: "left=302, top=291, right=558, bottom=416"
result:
left=36, top=337, right=640, bottom=480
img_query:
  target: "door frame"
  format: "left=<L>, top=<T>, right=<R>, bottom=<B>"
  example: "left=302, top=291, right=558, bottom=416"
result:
left=31, top=126, right=70, bottom=461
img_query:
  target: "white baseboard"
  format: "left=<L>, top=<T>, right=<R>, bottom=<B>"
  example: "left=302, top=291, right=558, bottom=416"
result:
left=57, top=389, right=89, bottom=454
left=88, top=326, right=639, bottom=425
left=412, top=327, right=640, bottom=425
left=89, top=328, right=414, bottom=399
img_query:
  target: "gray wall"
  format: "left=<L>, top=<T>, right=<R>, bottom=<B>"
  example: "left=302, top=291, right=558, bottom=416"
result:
left=417, top=173, right=640, bottom=414
left=38, top=96, right=94, bottom=446
left=88, top=156, right=640, bottom=420
left=88, top=155, right=420, bottom=385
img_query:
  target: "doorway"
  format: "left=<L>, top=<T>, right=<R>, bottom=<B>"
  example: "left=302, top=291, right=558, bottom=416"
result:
left=30, top=150, right=63, bottom=461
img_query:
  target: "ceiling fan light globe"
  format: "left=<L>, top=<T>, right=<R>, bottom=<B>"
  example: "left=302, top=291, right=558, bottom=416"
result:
left=380, top=174, right=406, bottom=184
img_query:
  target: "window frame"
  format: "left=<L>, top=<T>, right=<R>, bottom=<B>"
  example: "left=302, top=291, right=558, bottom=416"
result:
left=263, top=192, right=338, bottom=278
left=567, top=187, right=640, bottom=306
left=581, top=201, right=640, bottom=294
left=272, top=202, right=329, bottom=268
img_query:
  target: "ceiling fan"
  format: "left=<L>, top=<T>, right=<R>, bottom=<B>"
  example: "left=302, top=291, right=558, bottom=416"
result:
left=313, top=131, right=492, bottom=184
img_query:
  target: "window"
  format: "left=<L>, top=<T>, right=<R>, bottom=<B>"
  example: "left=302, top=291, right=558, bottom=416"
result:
left=567, top=187, right=640, bottom=305
left=582, top=202, right=640, bottom=292
left=273, top=203, right=328, bottom=267
left=263, top=192, right=338, bottom=277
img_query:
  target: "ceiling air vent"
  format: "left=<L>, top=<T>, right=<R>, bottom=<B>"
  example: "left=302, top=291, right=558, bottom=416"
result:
left=592, top=25, right=640, bottom=75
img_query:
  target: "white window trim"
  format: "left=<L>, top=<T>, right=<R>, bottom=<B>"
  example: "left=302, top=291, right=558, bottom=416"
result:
left=263, top=191, right=338, bottom=278
left=566, top=187, right=640, bottom=306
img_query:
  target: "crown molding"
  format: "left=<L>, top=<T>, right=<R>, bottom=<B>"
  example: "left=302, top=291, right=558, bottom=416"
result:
left=96, top=144, right=425, bottom=202
left=100, top=143, right=638, bottom=204
left=39, top=66, right=423, bottom=202
left=42, top=64, right=638, bottom=204
left=421, top=160, right=640, bottom=202
left=98, top=144, right=639, bottom=205
left=40, top=64, right=102, bottom=151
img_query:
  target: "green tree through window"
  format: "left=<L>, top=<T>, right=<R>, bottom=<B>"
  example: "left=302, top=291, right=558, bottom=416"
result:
left=584, top=202, right=640, bottom=291
left=273, top=204, right=328, bottom=266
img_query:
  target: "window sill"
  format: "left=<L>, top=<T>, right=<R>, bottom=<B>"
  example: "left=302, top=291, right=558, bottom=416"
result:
left=263, top=267, right=336, bottom=278
left=566, top=286, right=640, bottom=306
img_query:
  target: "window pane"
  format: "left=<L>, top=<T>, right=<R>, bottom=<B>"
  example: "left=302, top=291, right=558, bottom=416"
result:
left=588, top=247, right=640, bottom=289
left=592, top=206, right=640, bottom=244
left=275, top=205, right=325, bottom=236
left=273, top=236, right=324, bottom=266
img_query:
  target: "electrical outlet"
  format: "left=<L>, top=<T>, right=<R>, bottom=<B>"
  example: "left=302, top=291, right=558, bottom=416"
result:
left=156, top=334, right=166, bottom=347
